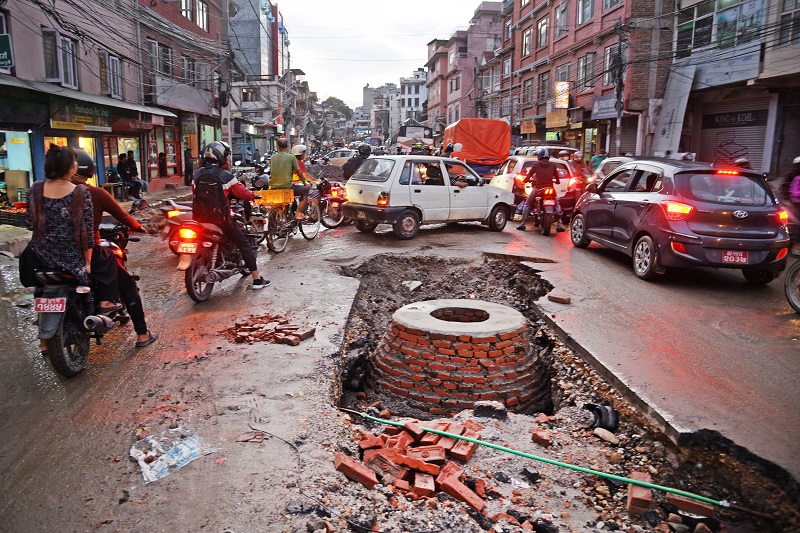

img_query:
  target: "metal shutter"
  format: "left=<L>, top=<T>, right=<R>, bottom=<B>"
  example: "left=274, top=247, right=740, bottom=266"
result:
left=698, top=97, right=771, bottom=170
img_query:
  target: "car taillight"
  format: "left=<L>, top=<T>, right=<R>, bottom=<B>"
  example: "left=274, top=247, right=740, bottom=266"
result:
left=178, top=228, right=198, bottom=240
left=671, top=242, right=687, bottom=254
left=662, top=201, right=693, bottom=221
left=514, top=174, right=526, bottom=188
left=777, top=248, right=788, bottom=260
left=377, top=192, right=390, bottom=206
left=167, top=209, right=181, bottom=218
left=716, top=170, right=739, bottom=175
left=778, top=209, right=789, bottom=225
left=567, top=177, right=579, bottom=190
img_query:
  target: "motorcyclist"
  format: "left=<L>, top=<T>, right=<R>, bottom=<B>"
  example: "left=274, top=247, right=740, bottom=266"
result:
left=517, top=148, right=565, bottom=232
left=780, top=156, right=800, bottom=204
left=342, top=144, right=371, bottom=181
left=193, top=141, right=268, bottom=290
left=72, top=149, right=158, bottom=348
left=410, top=142, right=427, bottom=155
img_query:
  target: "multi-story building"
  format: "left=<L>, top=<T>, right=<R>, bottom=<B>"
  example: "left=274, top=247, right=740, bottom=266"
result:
left=424, top=39, right=450, bottom=140
left=0, top=0, right=175, bottom=193
left=399, top=68, right=428, bottom=123
left=659, top=0, right=800, bottom=175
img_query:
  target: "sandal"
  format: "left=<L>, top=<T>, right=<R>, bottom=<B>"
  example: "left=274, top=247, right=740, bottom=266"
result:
left=135, top=331, right=159, bottom=348
left=98, top=303, right=124, bottom=316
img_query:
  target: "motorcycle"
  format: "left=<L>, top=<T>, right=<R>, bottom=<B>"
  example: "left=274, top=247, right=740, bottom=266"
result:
left=528, top=187, right=562, bottom=236
left=174, top=200, right=259, bottom=303
left=250, top=162, right=270, bottom=189
left=784, top=206, right=800, bottom=314
left=160, top=199, right=193, bottom=255
left=34, top=223, right=140, bottom=377
left=317, top=177, right=349, bottom=229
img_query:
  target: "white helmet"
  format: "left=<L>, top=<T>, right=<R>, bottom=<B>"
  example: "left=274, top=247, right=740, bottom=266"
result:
left=793, top=155, right=800, bottom=165
left=291, top=144, right=307, bottom=156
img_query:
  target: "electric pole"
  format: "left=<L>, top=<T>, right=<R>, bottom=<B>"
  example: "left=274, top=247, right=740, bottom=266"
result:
left=614, top=19, right=624, bottom=157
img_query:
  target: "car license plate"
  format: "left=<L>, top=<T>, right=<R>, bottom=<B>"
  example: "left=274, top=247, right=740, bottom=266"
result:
left=177, top=242, right=198, bottom=254
left=34, top=297, right=67, bottom=313
left=357, top=211, right=367, bottom=219
left=721, top=250, right=748, bottom=264
left=543, top=199, right=556, bottom=206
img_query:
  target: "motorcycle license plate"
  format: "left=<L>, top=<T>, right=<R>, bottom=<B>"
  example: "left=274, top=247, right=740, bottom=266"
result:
left=721, top=250, right=748, bottom=264
left=543, top=199, right=556, bottom=206
left=35, top=297, right=67, bottom=313
left=357, top=211, right=367, bottom=219
left=177, top=242, right=198, bottom=254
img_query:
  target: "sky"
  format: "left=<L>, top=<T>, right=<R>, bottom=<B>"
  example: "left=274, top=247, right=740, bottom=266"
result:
left=276, top=0, right=485, bottom=110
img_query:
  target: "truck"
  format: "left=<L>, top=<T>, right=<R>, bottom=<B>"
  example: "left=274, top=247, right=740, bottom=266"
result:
left=442, top=118, right=511, bottom=176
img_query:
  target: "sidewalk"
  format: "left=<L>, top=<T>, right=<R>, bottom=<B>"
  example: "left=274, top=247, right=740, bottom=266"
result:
left=0, top=185, right=193, bottom=258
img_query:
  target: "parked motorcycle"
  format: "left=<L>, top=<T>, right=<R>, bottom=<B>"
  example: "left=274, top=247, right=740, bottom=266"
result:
left=317, top=177, right=348, bottom=229
left=33, top=223, right=140, bottom=377
left=174, top=200, right=259, bottom=303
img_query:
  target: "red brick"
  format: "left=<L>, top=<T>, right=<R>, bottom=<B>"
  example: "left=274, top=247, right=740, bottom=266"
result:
left=531, top=427, right=552, bottom=447
left=406, top=445, right=446, bottom=464
left=463, top=376, right=486, bottom=385
left=488, top=350, right=504, bottom=357
left=440, top=476, right=485, bottom=511
left=426, top=378, right=443, bottom=387
left=495, top=340, right=513, bottom=349
left=626, top=471, right=653, bottom=513
left=499, top=330, right=522, bottom=340
left=406, top=327, right=425, bottom=336
left=358, top=433, right=385, bottom=450
left=400, top=346, right=419, bottom=357
left=437, top=435, right=458, bottom=451
left=365, top=452, right=409, bottom=481
left=394, top=478, right=411, bottom=491
left=403, top=421, right=425, bottom=441
left=435, top=460, right=465, bottom=485
left=420, top=352, right=436, bottom=360
left=429, top=363, right=457, bottom=372
left=413, top=472, right=436, bottom=498
left=666, top=494, right=716, bottom=517
left=386, top=431, right=415, bottom=450
left=454, top=343, right=473, bottom=351
left=474, top=477, right=487, bottom=498
left=437, top=348, right=456, bottom=356
left=420, top=422, right=450, bottom=445
left=393, top=454, right=440, bottom=476
left=443, top=382, right=458, bottom=390
left=693, top=524, right=713, bottom=533
left=334, top=453, right=378, bottom=489
left=472, top=335, right=497, bottom=343
left=492, top=512, right=520, bottom=525
left=451, top=356, right=468, bottom=365
left=450, top=430, right=481, bottom=462
left=433, top=340, right=451, bottom=349
left=463, top=420, right=485, bottom=432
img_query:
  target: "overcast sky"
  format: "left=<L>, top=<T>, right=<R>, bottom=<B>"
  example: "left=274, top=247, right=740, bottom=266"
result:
left=276, top=1, right=484, bottom=110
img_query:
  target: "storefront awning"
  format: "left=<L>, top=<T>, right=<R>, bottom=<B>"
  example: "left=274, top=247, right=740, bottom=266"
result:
left=0, top=74, right=177, bottom=118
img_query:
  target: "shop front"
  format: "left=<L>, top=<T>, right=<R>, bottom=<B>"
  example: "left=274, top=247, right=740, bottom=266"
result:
left=145, top=115, right=181, bottom=181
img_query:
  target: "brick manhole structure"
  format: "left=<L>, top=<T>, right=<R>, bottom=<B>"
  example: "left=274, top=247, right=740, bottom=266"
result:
left=367, top=299, right=551, bottom=417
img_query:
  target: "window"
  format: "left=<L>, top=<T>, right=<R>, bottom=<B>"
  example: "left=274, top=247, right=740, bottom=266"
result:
left=449, top=49, right=456, bottom=65
left=491, top=66, right=500, bottom=90
left=414, top=98, right=419, bottom=107
left=603, top=46, right=614, bottom=85
left=604, top=0, right=622, bottom=11
left=502, top=97, right=510, bottom=116
left=555, top=62, right=571, bottom=82
left=43, top=29, right=79, bottom=89
left=522, top=28, right=533, bottom=55
left=415, top=84, right=420, bottom=94
left=522, top=0, right=530, bottom=6
left=555, top=1, right=569, bottom=38
left=503, top=58, right=512, bottom=79
left=0, top=12, right=9, bottom=74
left=537, top=17, right=549, bottom=48
left=197, top=1, right=209, bottom=32
left=537, top=71, right=550, bottom=102
left=196, top=62, right=210, bottom=90
left=505, top=20, right=513, bottom=41
left=180, top=0, right=192, bottom=19
left=577, top=52, right=595, bottom=91
left=780, top=0, right=800, bottom=44
left=182, top=56, right=196, bottom=86
left=675, top=1, right=715, bottom=58
left=159, top=44, right=172, bottom=76
left=577, top=0, right=593, bottom=25
left=100, top=51, right=123, bottom=98
left=604, top=169, right=635, bottom=192
left=523, top=79, right=534, bottom=103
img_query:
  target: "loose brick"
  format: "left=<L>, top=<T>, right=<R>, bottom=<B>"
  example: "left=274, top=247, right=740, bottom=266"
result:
left=626, top=472, right=653, bottom=513
left=295, top=326, right=316, bottom=340
left=547, top=293, right=571, bottom=304
left=463, top=420, right=485, bottom=432
left=413, top=472, right=436, bottom=498
left=450, top=430, right=481, bottom=462
left=474, top=477, right=487, bottom=498
left=419, top=422, right=448, bottom=445
left=386, top=431, right=415, bottom=450
left=394, top=478, right=411, bottom=491
left=279, top=335, right=300, bottom=346
left=436, top=460, right=465, bottom=485
left=403, top=421, right=426, bottom=442
left=334, top=453, right=378, bottom=489
left=393, top=454, right=440, bottom=476
left=440, top=476, right=485, bottom=511
left=405, top=445, right=447, bottom=464
left=492, top=512, right=520, bottom=525
left=365, top=452, right=409, bottom=481
left=531, top=427, right=553, bottom=447
left=437, top=435, right=458, bottom=451
left=358, top=433, right=385, bottom=450
left=666, top=494, right=716, bottom=518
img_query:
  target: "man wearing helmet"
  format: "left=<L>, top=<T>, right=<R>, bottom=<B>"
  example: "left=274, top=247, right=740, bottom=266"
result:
left=410, top=142, right=426, bottom=155
left=269, top=139, right=313, bottom=220
left=72, top=149, right=158, bottom=347
left=342, top=144, right=371, bottom=181
left=193, top=140, right=268, bottom=290
left=517, top=149, right=565, bottom=232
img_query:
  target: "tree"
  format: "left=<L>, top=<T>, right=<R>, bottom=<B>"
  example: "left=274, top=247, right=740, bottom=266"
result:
left=322, top=97, right=353, bottom=120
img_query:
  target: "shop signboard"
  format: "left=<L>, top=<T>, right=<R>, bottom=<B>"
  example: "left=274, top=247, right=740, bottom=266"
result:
left=701, top=110, right=768, bottom=129
left=520, top=120, right=536, bottom=134
left=555, top=82, right=569, bottom=109
left=0, top=34, right=13, bottom=68
left=181, top=113, right=197, bottom=135
left=546, top=109, right=568, bottom=128
left=50, top=98, right=111, bottom=132
left=591, top=94, right=618, bottom=120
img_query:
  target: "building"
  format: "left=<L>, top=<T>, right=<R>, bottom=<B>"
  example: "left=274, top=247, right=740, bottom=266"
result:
left=399, top=68, right=428, bottom=123
left=0, top=0, right=176, bottom=194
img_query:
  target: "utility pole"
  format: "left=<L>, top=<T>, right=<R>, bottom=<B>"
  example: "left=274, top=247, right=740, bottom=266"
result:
left=614, top=19, right=624, bottom=157
left=220, top=0, right=232, bottom=147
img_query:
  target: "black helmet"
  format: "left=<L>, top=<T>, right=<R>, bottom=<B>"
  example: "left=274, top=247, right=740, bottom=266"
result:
left=537, top=148, right=550, bottom=160
left=358, top=144, right=371, bottom=156
left=734, top=157, right=750, bottom=169
left=203, top=140, right=231, bottom=166
left=75, top=149, right=95, bottom=178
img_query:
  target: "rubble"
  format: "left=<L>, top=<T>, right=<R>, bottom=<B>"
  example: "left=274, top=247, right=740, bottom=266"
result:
left=219, top=312, right=316, bottom=345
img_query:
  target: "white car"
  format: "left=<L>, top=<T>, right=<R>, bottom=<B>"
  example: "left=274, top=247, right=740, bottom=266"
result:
left=342, top=155, right=514, bottom=239
left=591, top=156, right=636, bottom=184
left=323, top=149, right=357, bottom=166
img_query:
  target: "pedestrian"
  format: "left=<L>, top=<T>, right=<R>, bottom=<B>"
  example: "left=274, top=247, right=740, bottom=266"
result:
left=590, top=148, right=607, bottom=171
left=183, top=148, right=194, bottom=186
left=126, top=150, right=148, bottom=193
left=245, top=147, right=252, bottom=165
left=157, top=152, right=167, bottom=178
left=117, top=153, right=142, bottom=199
left=254, top=148, right=260, bottom=162
left=782, top=156, right=800, bottom=205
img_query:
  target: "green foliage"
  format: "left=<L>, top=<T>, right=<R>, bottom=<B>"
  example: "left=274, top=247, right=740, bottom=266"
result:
left=322, top=97, right=353, bottom=120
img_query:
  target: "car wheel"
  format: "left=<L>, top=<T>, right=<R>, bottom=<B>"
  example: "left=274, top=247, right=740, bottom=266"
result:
left=354, top=220, right=377, bottom=233
left=742, top=269, right=779, bottom=285
left=633, top=235, right=661, bottom=280
left=570, top=213, right=591, bottom=248
left=393, top=210, right=420, bottom=240
left=488, top=205, right=507, bottom=231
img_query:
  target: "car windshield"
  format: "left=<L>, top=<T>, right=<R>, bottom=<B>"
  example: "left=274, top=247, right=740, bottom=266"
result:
left=352, top=158, right=396, bottom=182
left=678, top=173, right=772, bottom=206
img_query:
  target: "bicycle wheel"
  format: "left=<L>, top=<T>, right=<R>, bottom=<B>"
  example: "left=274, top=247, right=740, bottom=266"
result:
left=266, top=207, right=290, bottom=253
left=251, top=216, right=266, bottom=244
left=300, top=199, right=321, bottom=240
left=321, top=200, right=346, bottom=228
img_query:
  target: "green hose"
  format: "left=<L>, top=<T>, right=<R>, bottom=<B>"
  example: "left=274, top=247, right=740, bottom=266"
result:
left=343, top=408, right=725, bottom=507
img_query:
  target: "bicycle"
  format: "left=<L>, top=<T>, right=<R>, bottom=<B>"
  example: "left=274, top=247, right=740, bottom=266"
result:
left=256, top=189, right=321, bottom=253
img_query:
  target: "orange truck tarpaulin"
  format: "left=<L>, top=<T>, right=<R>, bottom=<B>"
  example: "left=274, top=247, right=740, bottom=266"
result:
left=443, top=118, right=511, bottom=166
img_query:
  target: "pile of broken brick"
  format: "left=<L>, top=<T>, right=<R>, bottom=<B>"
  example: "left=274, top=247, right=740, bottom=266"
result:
left=222, top=314, right=316, bottom=346
left=334, top=418, right=489, bottom=512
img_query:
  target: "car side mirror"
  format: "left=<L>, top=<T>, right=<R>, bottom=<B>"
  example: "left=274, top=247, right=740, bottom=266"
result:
left=587, top=183, right=598, bottom=194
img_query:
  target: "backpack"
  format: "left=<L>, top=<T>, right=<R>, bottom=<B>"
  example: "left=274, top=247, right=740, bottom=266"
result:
left=192, top=166, right=229, bottom=224
left=342, top=155, right=363, bottom=180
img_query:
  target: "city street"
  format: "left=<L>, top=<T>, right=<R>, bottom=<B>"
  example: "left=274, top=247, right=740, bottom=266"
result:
left=0, top=218, right=797, bottom=531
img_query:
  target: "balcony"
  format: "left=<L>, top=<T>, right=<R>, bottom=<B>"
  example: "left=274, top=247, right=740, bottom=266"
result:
left=150, top=74, right=214, bottom=115
left=501, top=0, right=513, bottom=15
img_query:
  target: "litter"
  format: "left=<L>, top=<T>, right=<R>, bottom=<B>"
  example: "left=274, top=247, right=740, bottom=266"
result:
left=129, top=428, right=216, bottom=483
